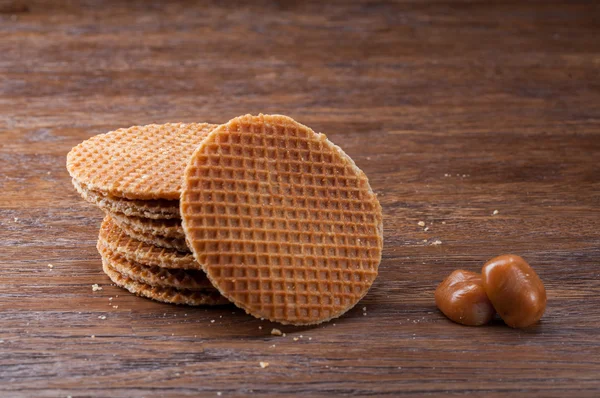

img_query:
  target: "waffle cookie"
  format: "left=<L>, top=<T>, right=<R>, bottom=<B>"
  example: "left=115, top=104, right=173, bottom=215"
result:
left=181, top=114, right=383, bottom=325
left=109, top=212, right=185, bottom=240
left=98, top=216, right=197, bottom=269
left=113, top=217, right=189, bottom=252
left=67, top=122, right=217, bottom=201
left=102, top=258, right=228, bottom=306
left=97, top=243, right=213, bottom=291
left=73, top=179, right=180, bottom=220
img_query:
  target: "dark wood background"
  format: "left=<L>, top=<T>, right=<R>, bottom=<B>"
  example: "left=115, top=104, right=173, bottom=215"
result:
left=1, top=1, right=599, bottom=396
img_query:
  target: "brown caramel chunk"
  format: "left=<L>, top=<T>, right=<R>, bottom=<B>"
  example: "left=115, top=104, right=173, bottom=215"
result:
left=481, top=254, right=546, bottom=328
left=435, top=270, right=495, bottom=326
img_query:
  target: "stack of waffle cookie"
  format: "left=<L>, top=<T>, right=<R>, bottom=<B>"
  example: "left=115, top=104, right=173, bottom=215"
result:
left=67, top=115, right=383, bottom=325
left=67, top=123, right=228, bottom=305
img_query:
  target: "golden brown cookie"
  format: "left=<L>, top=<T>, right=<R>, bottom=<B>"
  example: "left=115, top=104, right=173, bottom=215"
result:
left=111, top=214, right=189, bottom=252
left=102, top=258, right=228, bottom=306
left=73, top=179, right=180, bottom=219
left=97, top=242, right=213, bottom=290
left=109, top=212, right=184, bottom=239
left=180, top=114, right=383, bottom=325
left=67, top=122, right=217, bottom=201
left=98, top=216, right=197, bottom=269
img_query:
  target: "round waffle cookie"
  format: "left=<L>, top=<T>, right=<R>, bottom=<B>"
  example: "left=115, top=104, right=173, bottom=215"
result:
left=67, top=122, right=217, bottom=201
left=180, top=114, right=383, bottom=325
left=73, top=179, right=180, bottom=220
left=97, top=243, right=213, bottom=291
left=99, top=216, right=197, bottom=269
left=109, top=212, right=184, bottom=239
left=102, top=259, right=228, bottom=306
left=111, top=214, right=189, bottom=252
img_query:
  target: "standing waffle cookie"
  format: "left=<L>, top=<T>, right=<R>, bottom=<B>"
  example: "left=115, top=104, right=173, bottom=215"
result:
left=180, top=114, right=383, bottom=325
left=98, top=216, right=197, bottom=269
left=67, top=122, right=217, bottom=201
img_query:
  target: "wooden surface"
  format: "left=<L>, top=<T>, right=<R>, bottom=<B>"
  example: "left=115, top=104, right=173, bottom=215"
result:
left=1, top=1, right=599, bottom=396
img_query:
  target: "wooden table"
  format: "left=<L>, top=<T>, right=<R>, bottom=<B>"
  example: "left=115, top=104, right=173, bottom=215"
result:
left=1, top=1, right=599, bottom=396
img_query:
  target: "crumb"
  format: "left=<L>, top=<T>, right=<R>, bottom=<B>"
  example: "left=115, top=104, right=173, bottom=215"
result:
left=493, top=210, right=499, bottom=215
left=217, top=393, right=222, bottom=397
left=424, top=227, right=429, bottom=232
left=422, top=239, right=427, bottom=243
left=91, top=335, right=95, bottom=338
left=211, top=320, right=215, bottom=323
left=258, top=326, right=262, bottom=330
left=363, top=312, right=367, bottom=316
left=98, top=316, right=106, bottom=320
left=259, top=362, right=269, bottom=369
left=270, top=344, right=276, bottom=348
left=184, top=314, right=187, bottom=317
left=308, top=337, right=312, bottom=341
left=92, top=284, right=102, bottom=292
left=293, top=337, right=299, bottom=341
left=417, top=221, right=425, bottom=227
left=47, top=264, right=53, bottom=269
left=112, top=305, right=118, bottom=309
left=366, top=156, right=371, bottom=160
left=283, top=333, right=286, bottom=337
left=431, top=240, right=442, bottom=245
left=442, top=221, right=446, bottom=224
left=109, top=297, right=113, bottom=301
left=13, top=217, right=18, bottom=222
left=271, top=328, right=282, bottom=336
left=115, top=295, right=119, bottom=298
left=362, top=307, right=367, bottom=311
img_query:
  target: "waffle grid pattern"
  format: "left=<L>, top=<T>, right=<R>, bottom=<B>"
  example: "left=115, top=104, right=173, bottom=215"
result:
left=182, top=115, right=382, bottom=325
left=67, top=123, right=216, bottom=200
left=99, top=216, right=197, bottom=269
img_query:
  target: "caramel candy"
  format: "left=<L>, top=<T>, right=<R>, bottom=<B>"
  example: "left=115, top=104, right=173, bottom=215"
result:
left=481, top=254, right=546, bottom=328
left=435, top=270, right=495, bottom=326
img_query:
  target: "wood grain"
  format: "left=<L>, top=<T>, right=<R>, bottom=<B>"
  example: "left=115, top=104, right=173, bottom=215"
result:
left=1, top=1, right=599, bottom=396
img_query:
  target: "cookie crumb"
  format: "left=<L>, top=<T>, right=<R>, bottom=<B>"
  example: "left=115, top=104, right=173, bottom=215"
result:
left=47, top=264, right=53, bottom=269
left=13, top=217, right=18, bottom=222
left=91, top=335, right=95, bottom=338
left=424, top=227, right=429, bottom=232
left=210, top=319, right=215, bottom=323
left=493, top=210, right=499, bottom=215
left=417, top=221, right=425, bottom=227
left=259, top=361, right=270, bottom=369
left=92, top=284, right=102, bottom=292
left=431, top=240, right=442, bottom=245
left=293, top=337, right=299, bottom=341
left=258, top=326, right=262, bottom=330
left=442, top=221, right=446, bottom=224
left=112, top=305, right=118, bottom=309
left=217, top=393, right=222, bottom=397
left=271, top=328, right=282, bottom=336
left=98, top=315, right=106, bottom=320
